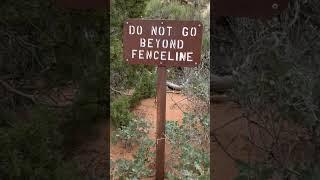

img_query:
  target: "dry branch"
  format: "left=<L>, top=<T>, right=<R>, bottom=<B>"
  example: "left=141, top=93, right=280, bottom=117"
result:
left=166, top=81, right=183, bottom=91
left=110, top=87, right=132, bottom=96
left=0, top=79, right=35, bottom=103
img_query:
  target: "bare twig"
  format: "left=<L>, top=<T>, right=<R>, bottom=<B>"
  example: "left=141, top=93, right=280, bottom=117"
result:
left=0, top=79, right=35, bottom=103
left=171, top=96, right=189, bottom=105
left=166, top=90, right=181, bottom=94
left=211, top=131, right=239, bottom=163
left=213, top=115, right=244, bottom=132
left=110, top=87, right=131, bottom=96
left=169, top=94, right=186, bottom=113
left=289, top=1, right=300, bottom=27
left=225, top=132, right=241, bottom=150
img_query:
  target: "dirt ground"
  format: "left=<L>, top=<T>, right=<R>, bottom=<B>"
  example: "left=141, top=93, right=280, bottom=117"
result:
left=211, top=102, right=270, bottom=180
left=211, top=102, right=246, bottom=180
left=110, top=93, right=194, bottom=178
left=73, top=93, right=256, bottom=179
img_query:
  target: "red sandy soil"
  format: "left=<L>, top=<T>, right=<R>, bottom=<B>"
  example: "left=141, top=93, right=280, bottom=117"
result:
left=71, top=94, right=264, bottom=180
left=70, top=94, right=259, bottom=180
left=211, top=102, right=312, bottom=180
left=68, top=90, right=304, bottom=180
left=69, top=100, right=310, bottom=180
left=211, top=102, right=248, bottom=180
left=110, top=92, right=194, bottom=178
left=73, top=93, right=257, bottom=180
left=211, top=102, right=291, bottom=180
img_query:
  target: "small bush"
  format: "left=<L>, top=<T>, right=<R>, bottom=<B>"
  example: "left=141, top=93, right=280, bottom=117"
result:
left=216, top=1, right=320, bottom=179
left=111, top=96, right=134, bottom=127
left=145, top=0, right=201, bottom=20
left=112, top=138, right=155, bottom=179
left=166, top=113, right=210, bottom=179
left=129, top=70, right=156, bottom=108
left=112, top=118, right=150, bottom=148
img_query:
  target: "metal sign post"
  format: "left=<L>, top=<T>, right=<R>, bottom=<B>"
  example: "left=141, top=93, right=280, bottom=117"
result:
left=155, top=66, right=167, bottom=179
left=123, top=19, right=203, bottom=179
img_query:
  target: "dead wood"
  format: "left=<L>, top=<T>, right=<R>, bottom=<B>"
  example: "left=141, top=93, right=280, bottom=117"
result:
left=166, top=81, right=183, bottom=91
left=0, top=79, right=35, bottom=103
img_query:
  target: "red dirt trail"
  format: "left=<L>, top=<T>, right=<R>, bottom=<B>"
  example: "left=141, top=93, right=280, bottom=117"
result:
left=110, top=93, right=194, bottom=178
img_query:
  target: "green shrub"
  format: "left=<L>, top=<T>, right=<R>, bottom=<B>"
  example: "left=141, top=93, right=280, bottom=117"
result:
left=111, top=69, right=156, bottom=128
left=112, top=138, right=155, bottom=179
left=111, top=112, right=209, bottom=179
left=166, top=113, right=210, bottom=179
left=220, top=0, right=320, bottom=179
left=111, top=96, right=134, bottom=127
left=129, top=70, right=156, bottom=107
left=112, top=118, right=150, bottom=148
left=145, top=0, right=201, bottom=20
left=110, top=0, right=156, bottom=128
left=111, top=0, right=151, bottom=91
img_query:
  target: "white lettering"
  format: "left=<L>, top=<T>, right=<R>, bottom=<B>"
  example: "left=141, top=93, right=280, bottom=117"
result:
left=167, top=26, right=172, bottom=36
left=155, top=39, right=161, bottom=48
left=154, top=51, right=159, bottom=60
left=158, top=27, right=165, bottom=35
left=132, top=50, right=195, bottom=62
left=182, top=27, right=188, bottom=36
left=168, top=52, right=174, bottom=61
left=169, top=40, right=176, bottom=48
left=140, top=38, right=146, bottom=47
left=131, top=49, right=137, bottom=58
left=147, top=38, right=153, bottom=48
left=129, top=25, right=143, bottom=35
left=139, top=50, right=144, bottom=59
left=190, top=27, right=197, bottom=36
left=179, top=52, right=186, bottom=61
left=151, top=26, right=157, bottom=35
left=151, top=26, right=174, bottom=36
left=136, top=26, right=142, bottom=35
left=129, top=25, right=135, bottom=35
left=177, top=40, right=184, bottom=49
left=146, top=50, right=152, bottom=59
left=182, top=27, right=197, bottom=36
left=160, top=51, right=166, bottom=60
left=162, top=40, right=168, bottom=48
left=187, top=52, right=193, bottom=61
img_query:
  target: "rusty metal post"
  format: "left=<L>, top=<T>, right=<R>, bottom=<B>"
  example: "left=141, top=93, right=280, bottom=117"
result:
left=156, top=66, right=167, bottom=180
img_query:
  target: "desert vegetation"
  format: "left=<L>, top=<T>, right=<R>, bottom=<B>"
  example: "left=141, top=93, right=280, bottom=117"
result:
left=0, top=1, right=107, bottom=179
left=211, top=0, right=320, bottom=179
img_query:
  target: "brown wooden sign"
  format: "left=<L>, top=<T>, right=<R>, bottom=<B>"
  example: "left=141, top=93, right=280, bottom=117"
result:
left=123, top=19, right=203, bottom=67
left=213, top=0, right=289, bottom=18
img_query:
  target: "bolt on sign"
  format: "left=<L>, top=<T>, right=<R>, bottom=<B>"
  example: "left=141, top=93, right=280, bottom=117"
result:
left=123, top=19, right=203, bottom=67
